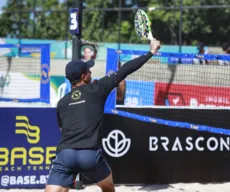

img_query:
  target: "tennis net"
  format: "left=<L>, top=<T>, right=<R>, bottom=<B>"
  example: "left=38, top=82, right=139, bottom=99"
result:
left=111, top=50, right=230, bottom=108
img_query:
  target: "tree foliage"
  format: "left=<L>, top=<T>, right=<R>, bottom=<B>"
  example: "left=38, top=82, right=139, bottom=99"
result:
left=0, top=0, right=229, bottom=46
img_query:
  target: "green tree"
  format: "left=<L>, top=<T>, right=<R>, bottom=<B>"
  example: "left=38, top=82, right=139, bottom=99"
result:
left=80, top=0, right=143, bottom=43
left=34, top=0, right=67, bottom=39
left=0, top=0, right=67, bottom=40
left=146, top=0, right=230, bottom=45
left=181, top=0, right=230, bottom=45
left=0, top=0, right=229, bottom=46
left=0, top=0, right=32, bottom=38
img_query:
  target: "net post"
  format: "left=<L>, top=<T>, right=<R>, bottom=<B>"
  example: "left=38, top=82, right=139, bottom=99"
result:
left=104, top=49, right=119, bottom=110
left=71, top=0, right=82, bottom=60
left=70, top=0, right=84, bottom=190
left=0, top=44, right=51, bottom=103
left=179, top=0, right=183, bottom=54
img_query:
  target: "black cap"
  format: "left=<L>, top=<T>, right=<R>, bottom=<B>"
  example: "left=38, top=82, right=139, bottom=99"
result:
left=222, top=43, right=229, bottom=51
left=65, top=59, right=95, bottom=81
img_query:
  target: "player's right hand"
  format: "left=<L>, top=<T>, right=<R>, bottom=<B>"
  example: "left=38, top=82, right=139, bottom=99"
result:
left=150, top=38, right=161, bottom=54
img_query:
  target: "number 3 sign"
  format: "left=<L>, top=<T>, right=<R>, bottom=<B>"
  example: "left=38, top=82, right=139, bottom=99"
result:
left=70, top=8, right=79, bottom=34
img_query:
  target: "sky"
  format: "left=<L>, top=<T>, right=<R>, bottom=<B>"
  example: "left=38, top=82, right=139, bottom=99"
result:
left=0, top=0, right=6, bottom=11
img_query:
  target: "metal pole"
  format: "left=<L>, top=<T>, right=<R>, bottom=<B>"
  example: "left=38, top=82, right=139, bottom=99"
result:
left=118, top=0, right=121, bottom=50
left=72, top=0, right=82, bottom=60
left=65, top=0, right=69, bottom=59
left=101, top=10, right=104, bottom=42
left=179, top=0, right=183, bottom=53
left=18, top=0, right=22, bottom=57
left=71, top=0, right=83, bottom=189
left=33, top=0, right=36, bottom=37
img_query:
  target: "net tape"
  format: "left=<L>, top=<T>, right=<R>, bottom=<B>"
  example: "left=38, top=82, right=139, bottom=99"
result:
left=155, top=52, right=230, bottom=61
left=105, top=108, right=230, bottom=136
left=119, top=50, right=230, bottom=62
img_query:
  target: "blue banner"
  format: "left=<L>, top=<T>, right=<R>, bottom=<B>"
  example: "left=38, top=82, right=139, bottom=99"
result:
left=104, top=48, right=118, bottom=109
left=124, top=80, right=155, bottom=106
left=168, top=57, right=194, bottom=64
left=0, top=108, right=60, bottom=189
left=0, top=44, right=50, bottom=104
left=1, top=37, right=201, bottom=60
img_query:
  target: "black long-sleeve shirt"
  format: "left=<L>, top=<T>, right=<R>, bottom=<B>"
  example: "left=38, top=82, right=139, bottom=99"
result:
left=56, top=51, right=153, bottom=153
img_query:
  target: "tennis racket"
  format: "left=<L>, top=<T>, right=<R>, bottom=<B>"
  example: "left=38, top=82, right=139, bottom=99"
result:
left=134, top=9, right=154, bottom=41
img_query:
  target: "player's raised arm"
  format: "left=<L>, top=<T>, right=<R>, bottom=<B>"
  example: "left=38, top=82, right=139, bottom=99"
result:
left=97, top=39, right=161, bottom=96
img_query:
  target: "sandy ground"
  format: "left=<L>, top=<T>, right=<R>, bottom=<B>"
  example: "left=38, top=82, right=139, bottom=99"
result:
left=1, top=183, right=230, bottom=192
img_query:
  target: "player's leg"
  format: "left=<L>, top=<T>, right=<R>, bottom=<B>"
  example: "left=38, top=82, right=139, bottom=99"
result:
left=45, top=185, right=69, bottom=192
left=96, top=173, right=115, bottom=192
left=45, top=149, right=78, bottom=192
left=77, top=148, right=115, bottom=192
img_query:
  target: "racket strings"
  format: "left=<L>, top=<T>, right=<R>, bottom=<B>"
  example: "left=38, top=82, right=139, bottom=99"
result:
left=134, top=10, right=152, bottom=40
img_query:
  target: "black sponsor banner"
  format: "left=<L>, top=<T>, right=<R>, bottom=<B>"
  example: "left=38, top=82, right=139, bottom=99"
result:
left=92, top=108, right=230, bottom=184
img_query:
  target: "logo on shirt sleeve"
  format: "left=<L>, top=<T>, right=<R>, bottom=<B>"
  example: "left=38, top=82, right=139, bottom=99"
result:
left=71, top=90, right=81, bottom=100
left=107, top=70, right=116, bottom=77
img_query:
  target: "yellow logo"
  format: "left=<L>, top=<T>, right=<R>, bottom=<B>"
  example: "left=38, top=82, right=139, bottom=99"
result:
left=71, top=90, right=81, bottom=100
left=15, top=116, right=40, bottom=144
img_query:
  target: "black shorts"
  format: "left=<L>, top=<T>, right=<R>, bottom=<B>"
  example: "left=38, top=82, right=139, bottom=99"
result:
left=47, top=148, right=111, bottom=187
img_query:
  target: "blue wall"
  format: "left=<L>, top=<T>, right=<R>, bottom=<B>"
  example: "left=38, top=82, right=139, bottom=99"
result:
left=1, top=38, right=201, bottom=60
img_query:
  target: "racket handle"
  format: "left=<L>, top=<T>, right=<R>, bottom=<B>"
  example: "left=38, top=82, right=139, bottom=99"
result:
left=148, top=32, right=154, bottom=41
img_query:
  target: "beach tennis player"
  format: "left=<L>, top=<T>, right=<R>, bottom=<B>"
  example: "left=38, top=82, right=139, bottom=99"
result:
left=45, top=38, right=160, bottom=192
